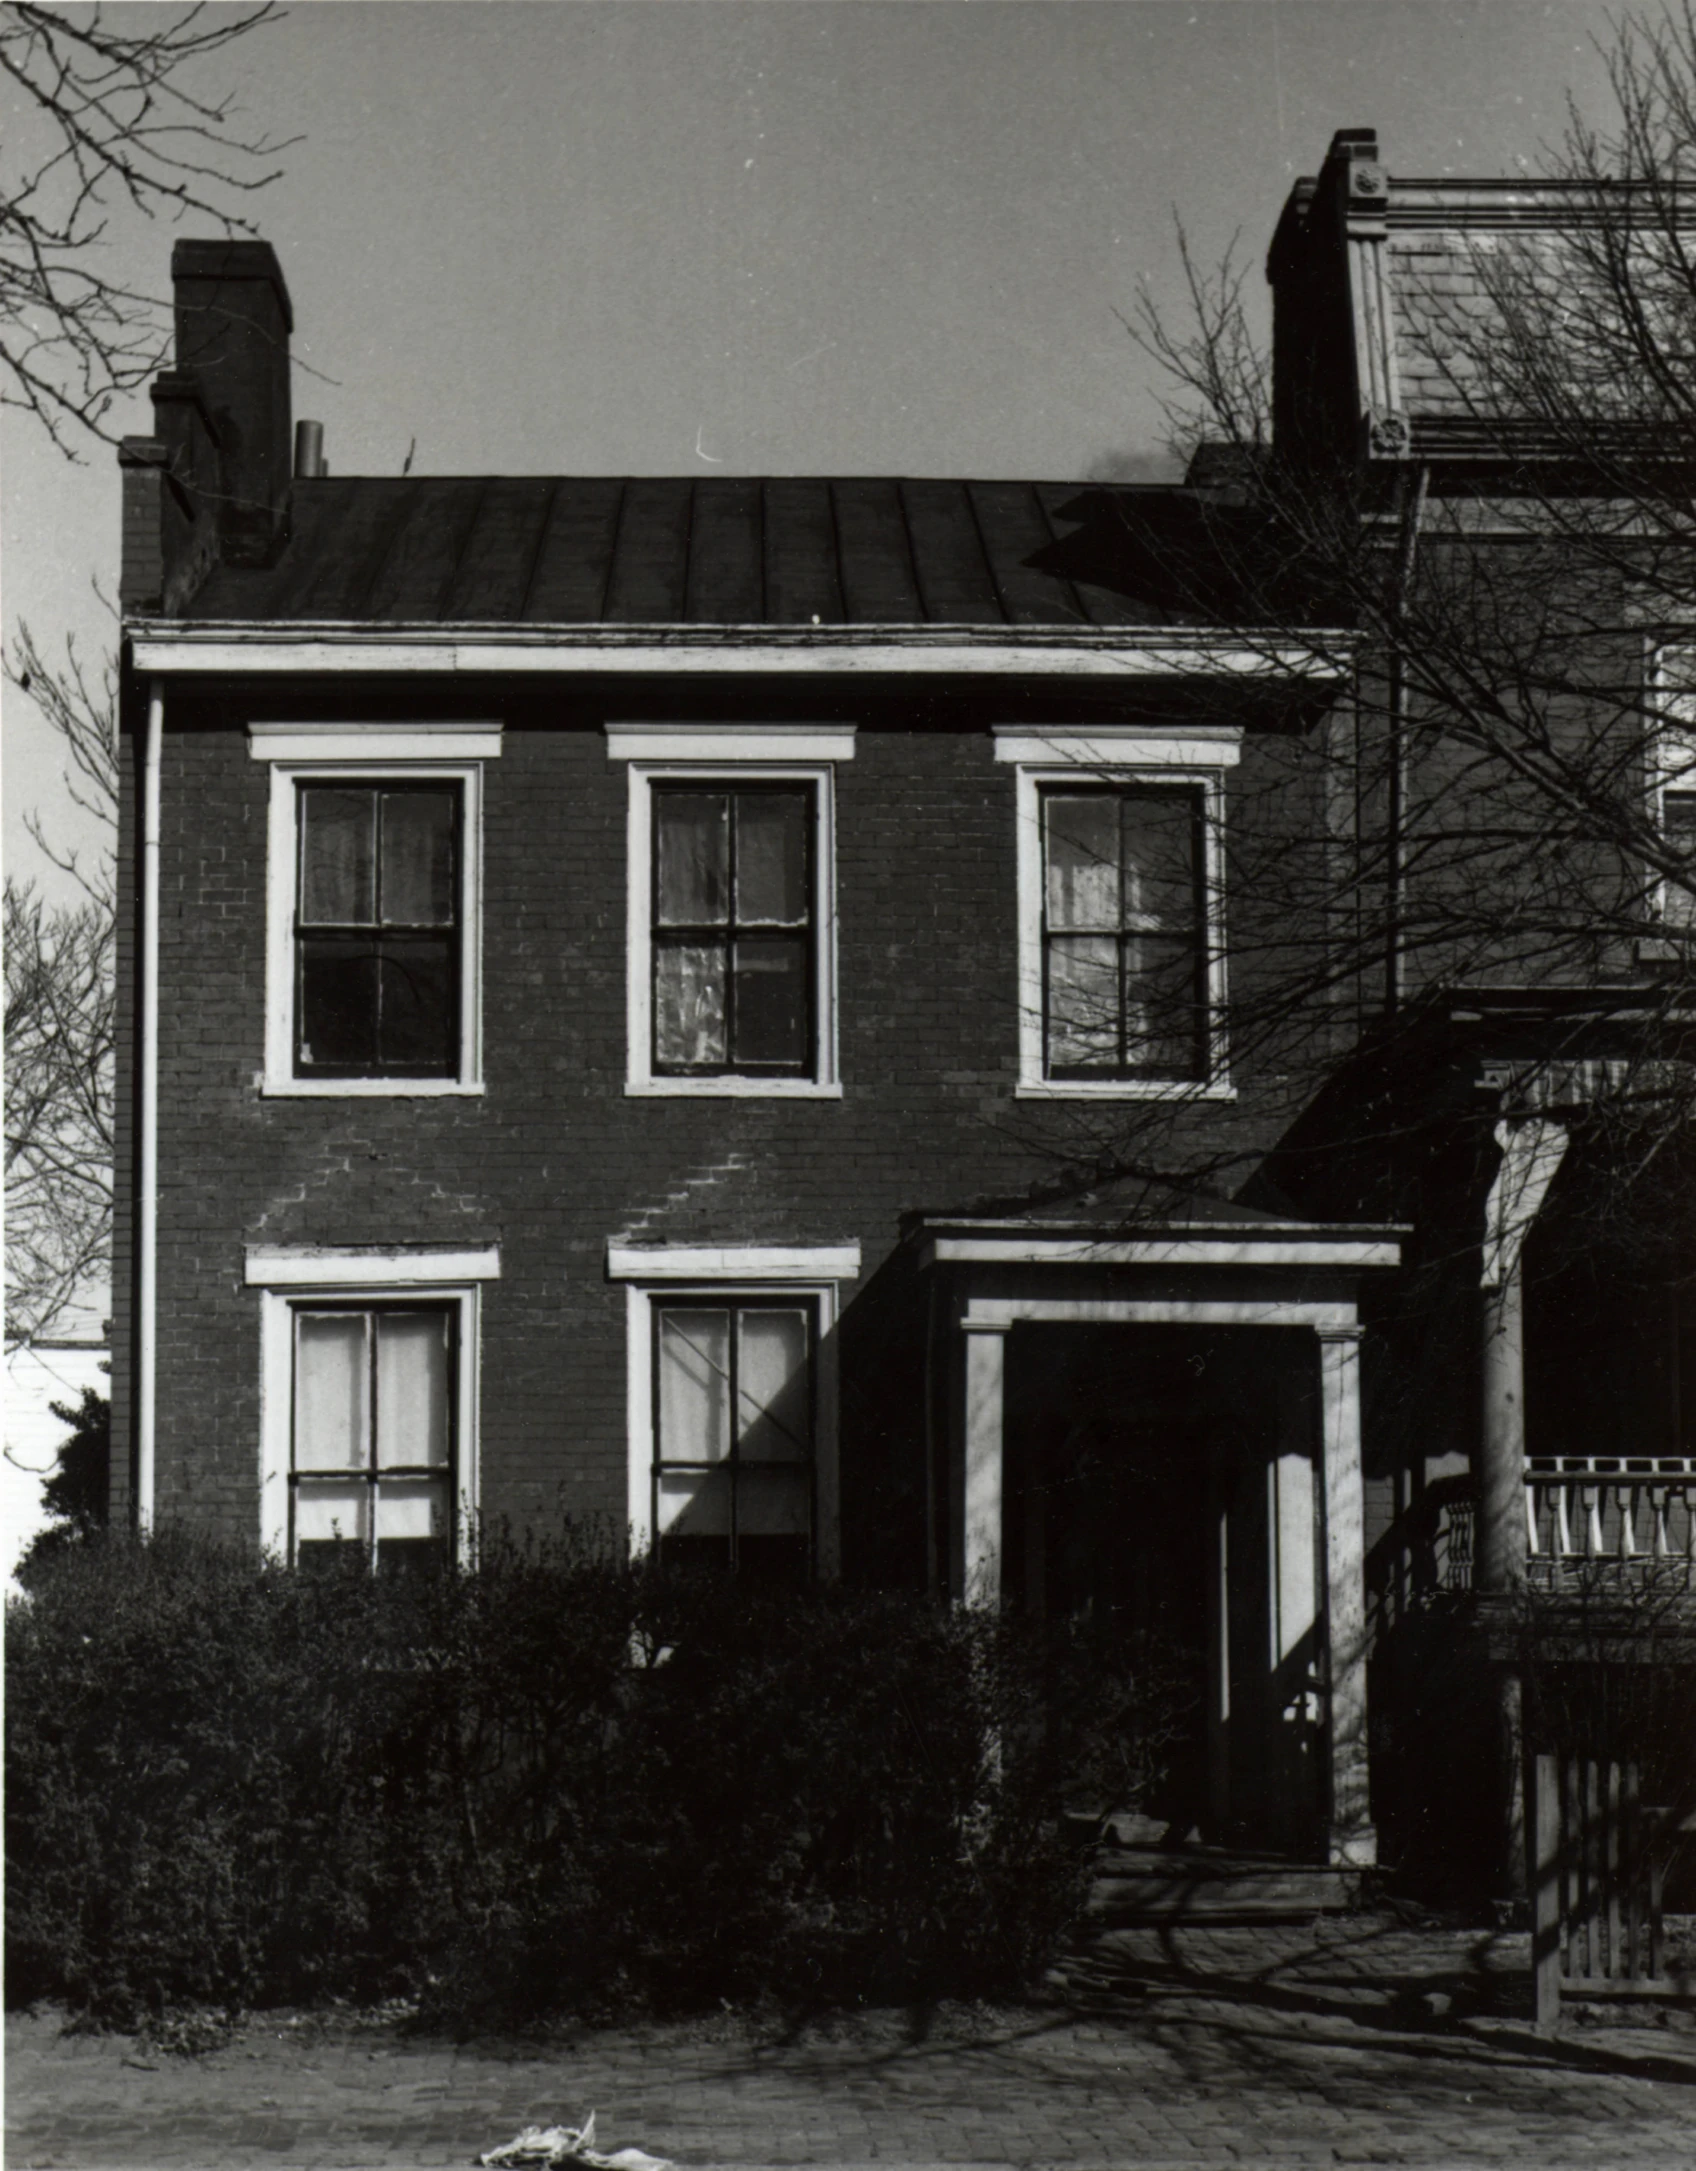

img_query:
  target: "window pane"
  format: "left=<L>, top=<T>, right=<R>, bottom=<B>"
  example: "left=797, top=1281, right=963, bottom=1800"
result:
left=1045, top=797, right=1120, bottom=930
left=659, top=1310, right=731, bottom=1463
left=1665, top=791, right=1696, bottom=927
left=657, top=1467, right=731, bottom=1534
left=295, top=1478, right=370, bottom=1550
left=736, top=1464, right=811, bottom=1535
left=656, top=794, right=729, bottom=926
left=655, top=943, right=727, bottom=1068
left=298, top=941, right=380, bottom=1070
left=736, top=793, right=808, bottom=925
left=295, top=1314, right=367, bottom=1471
left=375, top=1312, right=451, bottom=1468
left=300, top=789, right=376, bottom=925
left=731, top=937, right=807, bottom=1068
left=375, top=1476, right=450, bottom=1543
left=1121, top=793, right=1199, bottom=932
left=376, top=937, right=456, bottom=1073
left=380, top=791, right=456, bottom=927
left=737, top=1310, right=811, bottom=1462
left=1047, top=934, right=1121, bottom=1069
left=1124, top=934, right=1206, bottom=1079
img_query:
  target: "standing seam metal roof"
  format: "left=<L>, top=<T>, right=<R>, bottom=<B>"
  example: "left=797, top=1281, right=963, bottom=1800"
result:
left=185, top=476, right=1214, bottom=629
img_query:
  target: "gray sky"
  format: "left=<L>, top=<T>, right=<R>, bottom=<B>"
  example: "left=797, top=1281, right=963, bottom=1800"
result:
left=1, top=0, right=1632, bottom=884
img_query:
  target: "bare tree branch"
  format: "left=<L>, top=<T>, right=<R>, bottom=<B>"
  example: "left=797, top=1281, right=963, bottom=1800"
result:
left=0, top=0, right=296, bottom=456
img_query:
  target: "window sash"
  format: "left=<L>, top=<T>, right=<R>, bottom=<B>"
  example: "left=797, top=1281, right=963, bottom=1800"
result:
left=1040, top=785, right=1209, bottom=1080
left=294, top=783, right=462, bottom=1078
left=650, top=785, right=815, bottom=1076
left=290, top=1303, right=457, bottom=1566
left=650, top=1298, right=816, bottom=1570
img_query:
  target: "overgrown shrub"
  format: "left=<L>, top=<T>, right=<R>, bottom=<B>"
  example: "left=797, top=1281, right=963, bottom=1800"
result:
left=6, top=1528, right=1086, bottom=2027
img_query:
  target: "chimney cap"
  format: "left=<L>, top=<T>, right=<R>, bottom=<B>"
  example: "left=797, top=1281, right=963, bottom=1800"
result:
left=170, top=238, right=293, bottom=334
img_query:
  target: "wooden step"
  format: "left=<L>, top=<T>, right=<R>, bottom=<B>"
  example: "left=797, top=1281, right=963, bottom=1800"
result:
left=1086, top=1851, right=1361, bottom=1924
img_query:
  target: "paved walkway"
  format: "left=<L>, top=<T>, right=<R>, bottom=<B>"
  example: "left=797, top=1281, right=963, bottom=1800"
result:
left=9, top=1919, right=1696, bottom=2170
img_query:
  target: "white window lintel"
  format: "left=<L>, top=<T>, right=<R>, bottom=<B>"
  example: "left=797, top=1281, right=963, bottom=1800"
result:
left=993, top=724, right=1243, bottom=769
left=607, top=1242, right=860, bottom=1284
left=607, top=723, right=857, bottom=765
left=247, top=1244, right=501, bottom=1288
left=249, top=721, right=503, bottom=764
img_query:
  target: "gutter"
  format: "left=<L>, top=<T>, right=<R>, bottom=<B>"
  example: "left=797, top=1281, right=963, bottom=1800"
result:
left=137, top=676, right=163, bottom=1535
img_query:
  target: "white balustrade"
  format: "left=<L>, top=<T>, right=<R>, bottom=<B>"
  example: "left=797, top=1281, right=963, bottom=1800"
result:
left=1523, top=1455, right=1696, bottom=1571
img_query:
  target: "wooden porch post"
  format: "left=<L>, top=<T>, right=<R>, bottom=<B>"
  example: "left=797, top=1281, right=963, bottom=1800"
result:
left=1478, top=1117, right=1566, bottom=1902
left=1316, top=1323, right=1376, bottom=1868
left=960, top=1319, right=1009, bottom=1607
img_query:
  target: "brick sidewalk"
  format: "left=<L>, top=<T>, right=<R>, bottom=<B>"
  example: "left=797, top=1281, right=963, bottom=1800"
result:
left=9, top=1919, right=1696, bottom=2171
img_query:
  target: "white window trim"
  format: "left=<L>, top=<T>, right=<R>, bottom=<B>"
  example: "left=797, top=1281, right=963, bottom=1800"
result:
left=1646, top=660, right=1696, bottom=928
left=611, top=726, right=851, bottom=1098
left=247, top=1242, right=498, bottom=1566
left=249, top=722, right=500, bottom=1097
left=612, top=1242, right=858, bottom=1575
left=1000, top=729, right=1239, bottom=1101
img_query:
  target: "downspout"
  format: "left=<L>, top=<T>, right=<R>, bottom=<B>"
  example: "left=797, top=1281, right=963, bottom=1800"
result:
left=136, top=675, right=164, bottom=1535
left=1383, top=463, right=1429, bottom=1015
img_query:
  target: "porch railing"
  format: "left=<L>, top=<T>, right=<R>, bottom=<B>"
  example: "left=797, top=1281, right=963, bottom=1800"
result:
left=1525, top=1457, right=1696, bottom=1577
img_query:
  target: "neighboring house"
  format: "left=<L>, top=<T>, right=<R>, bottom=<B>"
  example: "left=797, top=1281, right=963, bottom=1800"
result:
left=111, top=132, right=1695, bottom=1904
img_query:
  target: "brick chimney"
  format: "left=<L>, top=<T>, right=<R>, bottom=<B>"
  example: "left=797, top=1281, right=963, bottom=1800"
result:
left=1266, top=129, right=1386, bottom=479
left=119, top=238, right=293, bottom=614
left=171, top=239, right=294, bottom=566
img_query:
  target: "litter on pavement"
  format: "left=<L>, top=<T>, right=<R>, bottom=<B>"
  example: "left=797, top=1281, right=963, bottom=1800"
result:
left=477, top=2111, right=673, bottom=2171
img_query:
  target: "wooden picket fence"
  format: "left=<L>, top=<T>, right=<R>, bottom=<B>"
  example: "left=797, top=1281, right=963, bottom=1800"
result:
left=1532, top=1753, right=1688, bottom=2026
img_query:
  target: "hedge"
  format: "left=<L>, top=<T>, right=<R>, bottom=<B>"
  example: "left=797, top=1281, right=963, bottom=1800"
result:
left=5, top=1529, right=1132, bottom=2027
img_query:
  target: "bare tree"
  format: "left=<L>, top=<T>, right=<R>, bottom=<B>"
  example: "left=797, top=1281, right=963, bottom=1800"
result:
left=5, top=613, right=117, bottom=1349
left=1038, top=4, right=1696, bottom=1230
left=5, top=876, right=114, bottom=1348
left=1, top=0, right=293, bottom=455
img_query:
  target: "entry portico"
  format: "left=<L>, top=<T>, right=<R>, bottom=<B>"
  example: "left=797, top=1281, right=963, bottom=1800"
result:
left=914, top=1191, right=1402, bottom=1869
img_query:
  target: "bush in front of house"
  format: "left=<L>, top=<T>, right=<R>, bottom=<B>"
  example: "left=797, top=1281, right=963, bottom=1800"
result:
left=5, top=1527, right=1085, bottom=2028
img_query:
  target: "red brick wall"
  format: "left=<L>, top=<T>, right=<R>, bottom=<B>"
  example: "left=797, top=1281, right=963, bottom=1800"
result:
left=113, top=673, right=1329, bottom=1557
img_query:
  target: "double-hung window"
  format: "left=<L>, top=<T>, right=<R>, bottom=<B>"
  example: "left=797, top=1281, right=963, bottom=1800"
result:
left=247, top=1244, right=498, bottom=1568
left=997, top=726, right=1238, bottom=1098
left=251, top=724, right=499, bottom=1094
left=608, top=1242, right=860, bottom=1577
left=1041, top=785, right=1206, bottom=1080
left=652, top=1297, right=815, bottom=1579
left=291, top=1303, right=456, bottom=1571
left=296, top=784, right=459, bottom=1076
left=609, top=724, right=852, bottom=1096
left=652, top=784, right=813, bottom=1075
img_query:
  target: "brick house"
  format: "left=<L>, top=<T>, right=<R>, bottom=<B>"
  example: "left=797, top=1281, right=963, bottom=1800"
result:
left=111, top=131, right=1696, bottom=1901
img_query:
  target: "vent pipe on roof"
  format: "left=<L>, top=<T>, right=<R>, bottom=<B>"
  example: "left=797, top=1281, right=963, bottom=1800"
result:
left=294, top=419, right=326, bottom=479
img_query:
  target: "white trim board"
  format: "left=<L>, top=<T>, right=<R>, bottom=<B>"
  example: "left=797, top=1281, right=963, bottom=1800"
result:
left=993, top=726, right=1244, bottom=768
left=622, top=757, right=842, bottom=1096
left=131, top=628, right=1354, bottom=679
left=248, top=722, right=503, bottom=762
left=607, top=1243, right=861, bottom=1283
left=606, top=723, right=857, bottom=764
left=247, top=1245, right=502, bottom=1287
left=252, top=734, right=493, bottom=1096
left=921, top=1234, right=1400, bottom=1271
left=1009, top=755, right=1234, bottom=1098
left=255, top=1276, right=486, bottom=1566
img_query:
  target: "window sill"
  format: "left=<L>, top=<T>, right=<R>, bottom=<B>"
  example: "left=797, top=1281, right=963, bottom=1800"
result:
left=1015, top=1078, right=1237, bottom=1103
left=260, top=1077, right=486, bottom=1099
left=625, top=1078, right=844, bottom=1100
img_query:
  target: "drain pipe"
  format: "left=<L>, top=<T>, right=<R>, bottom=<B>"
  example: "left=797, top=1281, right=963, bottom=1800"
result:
left=1383, top=463, right=1428, bottom=1016
left=136, top=676, right=163, bottom=1535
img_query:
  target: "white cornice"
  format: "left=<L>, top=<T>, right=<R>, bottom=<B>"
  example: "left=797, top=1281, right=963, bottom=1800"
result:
left=129, top=622, right=1354, bottom=680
